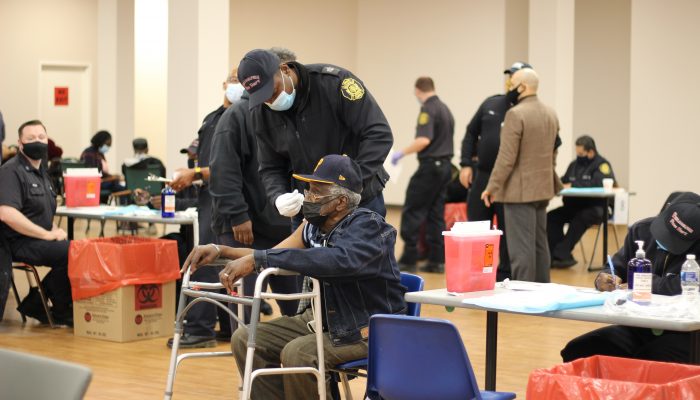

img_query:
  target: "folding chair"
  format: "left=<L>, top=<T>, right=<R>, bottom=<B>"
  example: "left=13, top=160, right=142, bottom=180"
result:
left=0, top=348, right=92, bottom=400
left=164, top=262, right=326, bottom=400
left=366, top=315, right=516, bottom=400
left=11, top=262, right=56, bottom=328
left=330, top=272, right=425, bottom=400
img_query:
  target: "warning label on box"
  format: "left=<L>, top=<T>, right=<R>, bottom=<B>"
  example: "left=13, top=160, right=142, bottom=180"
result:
left=135, top=284, right=162, bottom=311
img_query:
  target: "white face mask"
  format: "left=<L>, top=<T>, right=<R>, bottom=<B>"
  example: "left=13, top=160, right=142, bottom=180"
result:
left=266, top=71, right=296, bottom=111
left=226, top=83, right=245, bottom=104
left=99, top=144, right=110, bottom=154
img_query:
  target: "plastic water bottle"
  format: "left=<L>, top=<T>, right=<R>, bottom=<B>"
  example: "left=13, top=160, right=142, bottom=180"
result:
left=681, top=254, right=700, bottom=300
left=161, top=185, right=176, bottom=218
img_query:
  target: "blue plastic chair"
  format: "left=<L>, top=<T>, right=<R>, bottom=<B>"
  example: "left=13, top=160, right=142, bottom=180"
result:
left=366, top=315, right=516, bottom=400
left=331, top=272, right=424, bottom=399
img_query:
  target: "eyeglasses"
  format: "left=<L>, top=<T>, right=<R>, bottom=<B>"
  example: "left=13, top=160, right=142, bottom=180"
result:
left=303, top=189, right=336, bottom=203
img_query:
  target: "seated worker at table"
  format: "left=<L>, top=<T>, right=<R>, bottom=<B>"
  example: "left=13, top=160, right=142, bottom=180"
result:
left=182, top=154, right=407, bottom=400
left=561, top=192, right=700, bottom=363
left=121, top=137, right=166, bottom=177
left=0, top=120, right=73, bottom=326
left=80, top=130, right=126, bottom=203
left=547, top=135, right=615, bottom=268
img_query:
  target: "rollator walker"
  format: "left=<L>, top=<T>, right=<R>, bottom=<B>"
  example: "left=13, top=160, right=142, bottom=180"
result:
left=164, top=261, right=326, bottom=400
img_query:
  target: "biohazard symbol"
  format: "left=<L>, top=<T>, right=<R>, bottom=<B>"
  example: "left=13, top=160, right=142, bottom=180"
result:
left=136, top=284, right=161, bottom=310
left=341, top=78, right=365, bottom=101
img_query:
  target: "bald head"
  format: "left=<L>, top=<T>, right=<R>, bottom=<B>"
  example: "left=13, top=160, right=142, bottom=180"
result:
left=511, top=68, right=539, bottom=98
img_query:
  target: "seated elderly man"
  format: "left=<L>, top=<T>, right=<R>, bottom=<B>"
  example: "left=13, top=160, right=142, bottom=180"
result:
left=561, top=191, right=700, bottom=363
left=183, top=154, right=407, bottom=399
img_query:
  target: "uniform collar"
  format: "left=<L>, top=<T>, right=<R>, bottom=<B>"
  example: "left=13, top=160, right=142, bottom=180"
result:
left=17, top=152, right=44, bottom=174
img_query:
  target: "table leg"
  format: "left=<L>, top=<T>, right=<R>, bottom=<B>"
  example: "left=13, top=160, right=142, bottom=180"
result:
left=588, top=199, right=609, bottom=272
left=690, top=330, right=700, bottom=364
left=67, top=217, right=75, bottom=240
left=485, top=311, right=498, bottom=391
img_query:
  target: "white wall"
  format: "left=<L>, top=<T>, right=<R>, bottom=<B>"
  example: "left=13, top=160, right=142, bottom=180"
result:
left=628, top=0, right=700, bottom=222
left=0, top=0, right=98, bottom=152
left=357, top=0, right=506, bottom=204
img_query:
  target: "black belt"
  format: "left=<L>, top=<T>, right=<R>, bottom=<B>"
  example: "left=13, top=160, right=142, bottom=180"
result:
left=418, top=157, right=451, bottom=165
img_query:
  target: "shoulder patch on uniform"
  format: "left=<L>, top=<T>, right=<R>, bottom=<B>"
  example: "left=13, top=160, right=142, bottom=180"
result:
left=418, top=112, right=430, bottom=125
left=599, top=162, right=611, bottom=175
left=321, top=66, right=340, bottom=76
left=341, top=78, right=365, bottom=101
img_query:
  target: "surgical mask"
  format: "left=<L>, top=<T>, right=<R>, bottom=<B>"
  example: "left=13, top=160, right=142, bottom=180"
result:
left=302, top=197, right=337, bottom=228
left=99, top=144, right=110, bottom=154
left=266, top=71, right=296, bottom=111
left=226, top=83, right=245, bottom=104
left=21, top=141, right=48, bottom=161
left=505, top=84, right=521, bottom=105
left=656, top=240, right=668, bottom=252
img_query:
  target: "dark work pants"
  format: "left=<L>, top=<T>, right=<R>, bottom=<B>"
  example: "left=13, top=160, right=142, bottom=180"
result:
left=547, top=204, right=604, bottom=261
left=466, top=168, right=511, bottom=280
left=218, top=232, right=302, bottom=331
left=399, top=159, right=452, bottom=265
left=561, top=325, right=690, bottom=363
left=9, top=237, right=72, bottom=312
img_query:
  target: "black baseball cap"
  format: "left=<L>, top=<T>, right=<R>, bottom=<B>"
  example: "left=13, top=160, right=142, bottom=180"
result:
left=504, top=61, right=533, bottom=75
left=179, top=138, right=199, bottom=155
left=132, top=138, right=148, bottom=151
left=293, top=154, right=363, bottom=194
left=237, top=49, right=281, bottom=109
left=650, top=192, right=700, bottom=254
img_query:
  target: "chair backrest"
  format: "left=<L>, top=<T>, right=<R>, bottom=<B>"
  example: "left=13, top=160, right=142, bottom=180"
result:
left=366, top=315, right=481, bottom=400
left=0, top=348, right=92, bottom=400
left=399, top=272, right=424, bottom=317
left=124, top=164, right=164, bottom=195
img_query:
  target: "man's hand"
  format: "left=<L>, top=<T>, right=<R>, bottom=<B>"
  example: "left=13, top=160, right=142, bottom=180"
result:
left=275, top=190, right=304, bottom=217
left=220, top=255, right=255, bottom=293
left=390, top=151, right=404, bottom=166
left=45, top=227, right=67, bottom=241
left=481, top=190, right=493, bottom=207
left=171, top=168, right=195, bottom=191
left=233, top=220, right=254, bottom=246
left=181, top=244, right=219, bottom=274
left=563, top=183, right=572, bottom=189
left=459, top=167, right=473, bottom=188
left=595, top=273, right=622, bottom=292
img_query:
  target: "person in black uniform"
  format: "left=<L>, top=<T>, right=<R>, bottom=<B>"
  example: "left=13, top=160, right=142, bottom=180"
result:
left=392, top=77, right=454, bottom=273
left=561, top=192, right=700, bottom=363
left=0, top=120, right=72, bottom=326
left=236, top=49, right=393, bottom=224
left=459, top=62, right=532, bottom=281
left=547, top=135, right=615, bottom=268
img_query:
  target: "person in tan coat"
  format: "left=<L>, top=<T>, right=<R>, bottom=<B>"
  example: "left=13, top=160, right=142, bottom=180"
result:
left=481, top=68, right=562, bottom=282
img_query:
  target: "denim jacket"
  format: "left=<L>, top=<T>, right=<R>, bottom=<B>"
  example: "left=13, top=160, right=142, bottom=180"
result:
left=253, top=208, right=407, bottom=345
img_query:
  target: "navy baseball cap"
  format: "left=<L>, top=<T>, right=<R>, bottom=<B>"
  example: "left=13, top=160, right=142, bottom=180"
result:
left=650, top=192, right=700, bottom=254
left=504, top=61, right=533, bottom=75
left=179, top=138, right=198, bottom=155
left=293, top=154, right=363, bottom=194
left=237, top=49, right=281, bottom=109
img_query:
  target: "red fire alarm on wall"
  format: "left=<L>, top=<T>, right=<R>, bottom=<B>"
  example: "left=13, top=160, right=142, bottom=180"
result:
left=54, top=87, right=69, bottom=106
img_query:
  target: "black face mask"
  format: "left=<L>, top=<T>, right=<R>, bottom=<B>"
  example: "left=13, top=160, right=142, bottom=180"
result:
left=21, top=141, right=48, bottom=161
left=302, top=197, right=338, bottom=228
left=576, top=156, right=590, bottom=165
left=505, top=84, right=521, bottom=105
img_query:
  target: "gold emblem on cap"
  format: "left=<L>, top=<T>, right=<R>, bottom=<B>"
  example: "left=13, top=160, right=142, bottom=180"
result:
left=418, top=112, right=430, bottom=125
left=339, top=175, right=346, bottom=181
left=314, top=158, right=324, bottom=172
left=599, top=163, right=611, bottom=175
left=341, top=78, right=365, bottom=101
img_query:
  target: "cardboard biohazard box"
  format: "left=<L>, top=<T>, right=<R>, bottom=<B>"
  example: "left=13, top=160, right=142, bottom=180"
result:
left=73, top=281, right=175, bottom=342
left=68, top=236, right=181, bottom=342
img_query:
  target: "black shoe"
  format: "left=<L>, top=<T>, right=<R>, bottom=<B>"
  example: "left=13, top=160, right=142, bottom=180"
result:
left=551, top=257, right=578, bottom=269
left=398, top=263, right=417, bottom=272
left=261, top=300, right=273, bottom=316
left=17, top=288, right=50, bottom=324
left=167, top=334, right=217, bottom=349
left=52, top=307, right=74, bottom=327
left=215, top=330, right=232, bottom=342
left=420, top=263, right=445, bottom=273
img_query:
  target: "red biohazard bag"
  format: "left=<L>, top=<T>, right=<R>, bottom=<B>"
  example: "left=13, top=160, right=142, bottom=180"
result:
left=527, top=355, right=700, bottom=399
left=68, top=236, right=181, bottom=300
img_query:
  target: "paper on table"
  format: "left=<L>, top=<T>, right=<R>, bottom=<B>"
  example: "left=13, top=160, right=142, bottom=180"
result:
left=103, top=205, right=160, bottom=217
left=560, top=187, right=606, bottom=195
left=383, top=149, right=403, bottom=185
left=462, top=288, right=608, bottom=313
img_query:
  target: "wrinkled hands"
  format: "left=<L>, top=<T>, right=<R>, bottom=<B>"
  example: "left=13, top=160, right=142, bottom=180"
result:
left=180, top=244, right=219, bottom=274
left=390, top=151, right=404, bottom=166
left=275, top=190, right=304, bottom=217
left=219, top=256, right=255, bottom=293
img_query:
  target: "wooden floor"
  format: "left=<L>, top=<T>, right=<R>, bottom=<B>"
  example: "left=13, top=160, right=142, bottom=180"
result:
left=0, top=207, right=626, bottom=399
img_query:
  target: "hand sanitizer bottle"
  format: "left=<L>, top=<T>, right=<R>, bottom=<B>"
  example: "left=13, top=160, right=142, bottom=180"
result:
left=628, top=240, right=652, bottom=304
left=161, top=185, right=176, bottom=218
